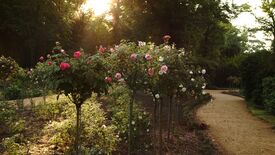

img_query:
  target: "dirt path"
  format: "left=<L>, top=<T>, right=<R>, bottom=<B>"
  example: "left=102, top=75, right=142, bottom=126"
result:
left=197, top=90, right=275, bottom=155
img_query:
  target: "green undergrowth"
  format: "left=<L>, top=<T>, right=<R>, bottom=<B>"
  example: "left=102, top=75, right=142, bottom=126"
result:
left=248, top=105, right=275, bottom=128
left=223, top=90, right=275, bottom=128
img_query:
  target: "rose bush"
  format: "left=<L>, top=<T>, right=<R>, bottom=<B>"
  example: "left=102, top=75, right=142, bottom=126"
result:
left=32, top=37, right=207, bottom=154
left=101, top=38, right=207, bottom=154
left=33, top=43, right=110, bottom=154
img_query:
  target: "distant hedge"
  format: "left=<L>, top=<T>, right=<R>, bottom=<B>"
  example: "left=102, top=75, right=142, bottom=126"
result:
left=240, top=51, right=275, bottom=107
left=262, top=77, right=275, bottom=114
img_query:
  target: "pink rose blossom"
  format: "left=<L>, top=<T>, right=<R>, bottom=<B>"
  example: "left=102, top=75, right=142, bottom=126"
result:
left=39, top=56, right=44, bottom=61
left=148, top=68, right=154, bottom=77
left=145, top=54, right=152, bottom=61
left=48, top=61, right=53, bottom=65
left=115, top=73, right=122, bottom=80
left=160, top=65, right=168, bottom=74
left=130, top=53, right=137, bottom=61
left=59, top=62, right=71, bottom=71
left=163, top=35, right=171, bottom=43
left=99, top=46, right=106, bottom=54
left=105, top=77, right=112, bottom=83
left=74, top=51, right=81, bottom=58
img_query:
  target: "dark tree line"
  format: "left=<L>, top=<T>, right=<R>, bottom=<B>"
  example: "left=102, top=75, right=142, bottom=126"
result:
left=0, top=0, right=245, bottom=70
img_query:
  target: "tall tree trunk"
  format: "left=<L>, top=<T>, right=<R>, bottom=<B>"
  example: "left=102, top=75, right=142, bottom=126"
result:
left=112, top=0, right=121, bottom=44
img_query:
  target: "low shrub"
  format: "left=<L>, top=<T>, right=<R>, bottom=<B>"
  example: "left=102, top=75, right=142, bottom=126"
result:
left=43, top=96, right=118, bottom=154
left=1, top=134, right=28, bottom=155
left=106, top=85, right=151, bottom=153
left=0, top=101, right=16, bottom=124
left=33, top=96, right=69, bottom=120
left=0, top=101, right=17, bottom=135
left=8, top=119, right=26, bottom=134
left=262, top=77, right=275, bottom=114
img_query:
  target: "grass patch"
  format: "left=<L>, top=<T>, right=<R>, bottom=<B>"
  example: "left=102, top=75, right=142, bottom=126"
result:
left=248, top=105, right=275, bottom=128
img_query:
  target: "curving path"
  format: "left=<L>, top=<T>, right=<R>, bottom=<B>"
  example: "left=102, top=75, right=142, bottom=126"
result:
left=197, top=90, right=275, bottom=155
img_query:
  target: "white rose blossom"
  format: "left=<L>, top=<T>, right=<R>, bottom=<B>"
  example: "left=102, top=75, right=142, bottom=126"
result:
left=202, top=69, right=206, bottom=74
left=181, top=87, right=187, bottom=92
left=155, top=94, right=160, bottom=99
left=164, top=45, right=171, bottom=51
left=138, top=41, right=146, bottom=47
left=158, top=56, right=164, bottom=62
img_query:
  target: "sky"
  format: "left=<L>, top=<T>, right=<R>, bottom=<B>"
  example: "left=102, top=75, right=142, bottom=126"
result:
left=225, top=0, right=272, bottom=49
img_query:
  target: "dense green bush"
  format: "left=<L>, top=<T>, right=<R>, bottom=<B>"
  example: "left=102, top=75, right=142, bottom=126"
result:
left=240, top=51, right=275, bottom=106
left=0, top=101, right=16, bottom=125
left=0, top=56, right=22, bottom=100
left=215, top=56, right=244, bottom=87
left=2, top=69, right=28, bottom=100
left=0, top=56, right=42, bottom=100
left=262, top=77, right=275, bottom=114
left=0, top=56, right=21, bottom=82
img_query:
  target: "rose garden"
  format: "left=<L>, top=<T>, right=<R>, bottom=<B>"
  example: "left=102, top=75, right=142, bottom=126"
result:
left=0, top=36, right=211, bottom=154
left=1, top=0, right=275, bottom=155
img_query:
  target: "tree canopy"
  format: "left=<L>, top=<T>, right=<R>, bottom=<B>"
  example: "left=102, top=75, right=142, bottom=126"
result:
left=0, top=0, right=252, bottom=67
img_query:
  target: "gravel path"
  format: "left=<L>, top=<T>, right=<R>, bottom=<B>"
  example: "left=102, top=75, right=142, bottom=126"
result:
left=197, top=90, right=275, bottom=155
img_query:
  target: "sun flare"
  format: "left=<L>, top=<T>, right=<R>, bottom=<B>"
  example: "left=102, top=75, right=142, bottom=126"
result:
left=81, top=0, right=112, bottom=16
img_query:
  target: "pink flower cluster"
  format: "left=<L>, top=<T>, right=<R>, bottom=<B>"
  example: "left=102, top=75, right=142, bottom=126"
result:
left=74, top=51, right=81, bottom=58
left=160, top=65, right=168, bottom=74
left=130, top=53, right=137, bottom=61
left=163, top=35, right=171, bottom=43
left=148, top=68, right=154, bottom=77
left=60, top=62, right=71, bottom=71
left=105, top=76, right=112, bottom=83
left=115, top=73, right=122, bottom=80
left=39, top=56, right=44, bottom=61
left=99, top=46, right=106, bottom=54
left=105, top=73, right=122, bottom=83
left=145, top=54, right=152, bottom=61
left=147, top=65, right=168, bottom=77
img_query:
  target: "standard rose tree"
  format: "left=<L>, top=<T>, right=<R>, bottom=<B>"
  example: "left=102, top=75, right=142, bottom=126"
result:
left=33, top=46, right=109, bottom=155
left=104, top=39, right=207, bottom=154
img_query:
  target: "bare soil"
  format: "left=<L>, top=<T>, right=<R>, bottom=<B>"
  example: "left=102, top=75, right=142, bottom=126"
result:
left=197, top=90, right=275, bottom=155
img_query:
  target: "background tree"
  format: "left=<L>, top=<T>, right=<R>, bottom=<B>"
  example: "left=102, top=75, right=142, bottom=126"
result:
left=254, top=0, right=275, bottom=52
left=0, top=0, right=84, bottom=67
